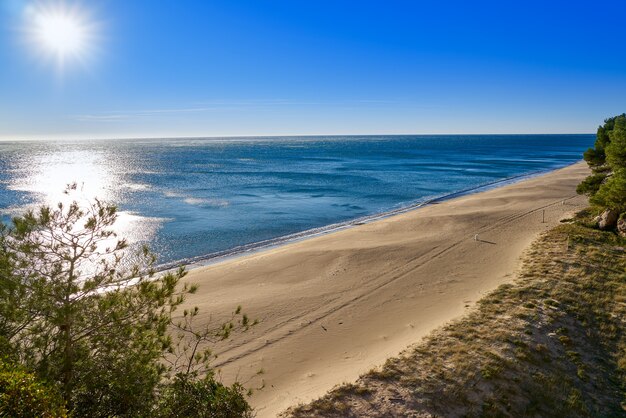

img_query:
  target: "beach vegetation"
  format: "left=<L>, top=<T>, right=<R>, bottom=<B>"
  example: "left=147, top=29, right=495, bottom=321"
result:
left=0, top=185, right=253, bottom=417
left=0, top=358, right=67, bottom=417
left=590, top=172, right=626, bottom=213
left=284, top=216, right=626, bottom=417
left=575, top=172, right=607, bottom=196
left=580, top=114, right=626, bottom=224
left=155, top=373, right=252, bottom=418
left=582, top=113, right=623, bottom=170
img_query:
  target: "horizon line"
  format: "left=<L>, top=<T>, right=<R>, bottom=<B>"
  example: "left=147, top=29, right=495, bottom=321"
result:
left=0, top=132, right=596, bottom=142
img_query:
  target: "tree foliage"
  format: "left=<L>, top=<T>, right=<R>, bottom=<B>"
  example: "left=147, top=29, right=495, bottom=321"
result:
left=583, top=114, right=621, bottom=169
left=0, top=186, right=254, bottom=417
left=156, top=374, right=253, bottom=418
left=0, top=359, right=67, bottom=418
left=605, top=115, right=626, bottom=171
left=590, top=172, right=626, bottom=214
left=576, top=172, right=607, bottom=196
left=579, top=114, right=626, bottom=220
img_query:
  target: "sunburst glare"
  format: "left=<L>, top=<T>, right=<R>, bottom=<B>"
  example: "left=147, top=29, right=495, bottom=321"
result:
left=25, top=2, right=98, bottom=70
left=36, top=12, right=85, bottom=55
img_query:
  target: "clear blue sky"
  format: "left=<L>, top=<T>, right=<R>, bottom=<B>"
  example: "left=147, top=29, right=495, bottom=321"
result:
left=1, top=0, right=625, bottom=140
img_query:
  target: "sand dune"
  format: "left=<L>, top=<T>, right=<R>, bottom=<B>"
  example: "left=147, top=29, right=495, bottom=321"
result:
left=181, top=162, right=589, bottom=417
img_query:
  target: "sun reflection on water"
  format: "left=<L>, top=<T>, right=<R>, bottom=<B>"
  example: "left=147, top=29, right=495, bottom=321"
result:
left=5, top=146, right=163, bottom=263
left=10, top=149, right=117, bottom=204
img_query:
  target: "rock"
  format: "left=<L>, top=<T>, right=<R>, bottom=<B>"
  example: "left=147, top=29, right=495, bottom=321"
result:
left=598, top=209, right=619, bottom=230
left=617, top=217, right=626, bottom=237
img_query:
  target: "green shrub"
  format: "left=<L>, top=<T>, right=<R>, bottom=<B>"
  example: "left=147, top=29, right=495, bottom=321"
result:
left=582, top=147, right=605, bottom=168
left=605, top=116, right=626, bottom=170
left=590, top=171, right=626, bottom=213
left=576, top=172, right=607, bottom=196
left=156, top=373, right=253, bottom=418
left=0, top=360, right=67, bottom=418
left=580, top=114, right=626, bottom=220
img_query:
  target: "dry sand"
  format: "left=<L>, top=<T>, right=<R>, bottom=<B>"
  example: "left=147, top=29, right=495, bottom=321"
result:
left=181, top=161, right=589, bottom=417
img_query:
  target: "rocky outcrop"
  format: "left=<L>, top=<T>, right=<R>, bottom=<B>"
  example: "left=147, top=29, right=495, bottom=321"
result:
left=617, top=217, right=626, bottom=237
left=598, top=209, right=619, bottom=230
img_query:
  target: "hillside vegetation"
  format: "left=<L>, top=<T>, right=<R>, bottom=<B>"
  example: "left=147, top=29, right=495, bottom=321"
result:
left=578, top=113, right=626, bottom=234
left=285, top=217, right=626, bottom=417
left=0, top=187, right=254, bottom=417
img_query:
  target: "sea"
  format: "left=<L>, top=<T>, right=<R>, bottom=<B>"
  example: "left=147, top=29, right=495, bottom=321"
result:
left=0, top=134, right=593, bottom=268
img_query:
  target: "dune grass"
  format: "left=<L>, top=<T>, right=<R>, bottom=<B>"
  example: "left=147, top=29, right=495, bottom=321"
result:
left=284, top=213, right=626, bottom=417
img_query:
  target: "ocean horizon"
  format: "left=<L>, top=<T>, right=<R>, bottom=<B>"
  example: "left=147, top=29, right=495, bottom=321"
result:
left=0, top=134, right=593, bottom=268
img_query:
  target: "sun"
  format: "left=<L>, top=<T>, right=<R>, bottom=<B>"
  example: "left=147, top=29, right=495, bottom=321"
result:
left=25, top=3, right=97, bottom=68
left=35, top=11, right=86, bottom=56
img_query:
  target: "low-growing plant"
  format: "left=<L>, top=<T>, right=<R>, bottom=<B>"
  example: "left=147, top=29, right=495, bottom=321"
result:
left=0, top=359, right=67, bottom=418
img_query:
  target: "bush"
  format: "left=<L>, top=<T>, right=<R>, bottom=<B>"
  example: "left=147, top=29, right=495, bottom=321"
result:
left=576, top=172, right=607, bottom=196
left=590, top=171, right=626, bottom=213
left=0, top=360, right=67, bottom=418
left=605, top=116, right=626, bottom=170
left=580, top=114, right=626, bottom=221
left=582, top=147, right=605, bottom=168
left=156, top=373, right=253, bottom=418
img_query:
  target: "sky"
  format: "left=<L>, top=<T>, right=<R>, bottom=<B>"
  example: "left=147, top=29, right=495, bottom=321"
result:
left=1, top=0, right=626, bottom=140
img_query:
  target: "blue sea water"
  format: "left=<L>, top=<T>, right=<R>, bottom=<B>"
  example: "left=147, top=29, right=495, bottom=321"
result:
left=0, top=135, right=593, bottom=267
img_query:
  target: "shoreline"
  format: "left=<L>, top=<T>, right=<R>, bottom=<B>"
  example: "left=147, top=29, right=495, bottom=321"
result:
left=156, top=161, right=583, bottom=273
left=180, top=161, right=591, bottom=417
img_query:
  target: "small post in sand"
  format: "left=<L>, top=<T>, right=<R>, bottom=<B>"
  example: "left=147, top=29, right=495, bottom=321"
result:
left=542, top=209, right=545, bottom=223
left=474, top=234, right=479, bottom=241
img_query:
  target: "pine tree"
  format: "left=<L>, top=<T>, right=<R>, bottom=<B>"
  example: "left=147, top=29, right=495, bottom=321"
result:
left=0, top=185, right=253, bottom=417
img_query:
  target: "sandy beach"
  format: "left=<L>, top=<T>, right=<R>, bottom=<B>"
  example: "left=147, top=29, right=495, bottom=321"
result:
left=181, top=161, right=589, bottom=417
